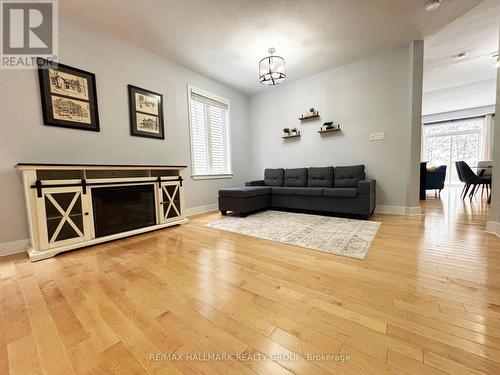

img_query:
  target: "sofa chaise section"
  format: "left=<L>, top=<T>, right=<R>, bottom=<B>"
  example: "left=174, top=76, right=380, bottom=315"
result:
left=218, top=186, right=271, bottom=216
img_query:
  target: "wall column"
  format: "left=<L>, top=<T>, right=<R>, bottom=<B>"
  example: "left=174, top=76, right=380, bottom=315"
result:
left=406, top=40, right=424, bottom=214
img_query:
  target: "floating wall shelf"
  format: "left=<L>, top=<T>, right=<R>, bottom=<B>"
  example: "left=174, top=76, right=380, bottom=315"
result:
left=299, top=113, right=320, bottom=121
left=282, top=134, right=301, bottom=139
left=318, top=128, right=341, bottom=134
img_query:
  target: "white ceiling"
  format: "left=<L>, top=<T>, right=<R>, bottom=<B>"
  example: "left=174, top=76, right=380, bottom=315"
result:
left=423, top=0, right=500, bottom=94
left=60, top=0, right=483, bottom=95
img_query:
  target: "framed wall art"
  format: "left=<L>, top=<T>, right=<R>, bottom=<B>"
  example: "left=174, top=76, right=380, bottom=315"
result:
left=128, top=85, right=164, bottom=140
left=37, top=60, right=100, bottom=131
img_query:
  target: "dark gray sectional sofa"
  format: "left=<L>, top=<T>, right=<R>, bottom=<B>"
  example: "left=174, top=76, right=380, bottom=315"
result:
left=218, top=165, right=376, bottom=218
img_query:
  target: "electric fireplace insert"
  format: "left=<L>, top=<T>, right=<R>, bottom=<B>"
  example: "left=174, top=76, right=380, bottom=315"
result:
left=92, top=184, right=156, bottom=238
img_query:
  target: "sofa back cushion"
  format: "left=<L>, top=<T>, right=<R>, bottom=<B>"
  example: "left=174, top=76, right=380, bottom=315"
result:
left=264, top=168, right=284, bottom=186
left=334, top=165, right=365, bottom=187
left=284, top=168, right=308, bottom=187
left=307, top=167, right=334, bottom=187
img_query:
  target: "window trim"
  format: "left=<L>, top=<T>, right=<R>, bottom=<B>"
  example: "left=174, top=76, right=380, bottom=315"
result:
left=187, top=85, right=232, bottom=180
left=191, top=173, right=233, bottom=180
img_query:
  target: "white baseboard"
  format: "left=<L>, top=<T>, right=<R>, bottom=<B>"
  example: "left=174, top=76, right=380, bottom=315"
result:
left=185, top=203, right=218, bottom=217
left=375, top=205, right=422, bottom=216
left=0, top=239, right=29, bottom=257
left=486, top=221, right=500, bottom=238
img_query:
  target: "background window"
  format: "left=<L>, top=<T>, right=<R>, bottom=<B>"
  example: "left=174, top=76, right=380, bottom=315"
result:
left=188, top=86, right=231, bottom=178
left=422, top=117, right=488, bottom=184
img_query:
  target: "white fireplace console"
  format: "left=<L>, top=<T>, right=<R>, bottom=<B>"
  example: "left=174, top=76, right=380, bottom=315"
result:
left=16, top=163, right=189, bottom=261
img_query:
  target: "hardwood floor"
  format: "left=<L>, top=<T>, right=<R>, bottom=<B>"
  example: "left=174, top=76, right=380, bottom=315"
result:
left=1, top=188, right=499, bottom=374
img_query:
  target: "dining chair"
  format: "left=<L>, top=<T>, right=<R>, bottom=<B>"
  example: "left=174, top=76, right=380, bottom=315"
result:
left=455, top=161, right=468, bottom=199
left=476, top=161, right=492, bottom=199
left=457, top=161, right=491, bottom=200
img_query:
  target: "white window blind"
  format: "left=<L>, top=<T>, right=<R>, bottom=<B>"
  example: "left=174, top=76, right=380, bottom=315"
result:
left=189, top=88, right=231, bottom=177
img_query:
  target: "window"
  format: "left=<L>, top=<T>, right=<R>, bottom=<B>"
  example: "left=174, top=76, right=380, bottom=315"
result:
left=188, top=86, right=232, bottom=179
left=422, top=117, right=484, bottom=184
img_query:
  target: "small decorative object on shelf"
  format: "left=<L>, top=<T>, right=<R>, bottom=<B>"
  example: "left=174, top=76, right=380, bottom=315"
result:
left=282, top=127, right=300, bottom=138
left=318, top=122, right=341, bottom=134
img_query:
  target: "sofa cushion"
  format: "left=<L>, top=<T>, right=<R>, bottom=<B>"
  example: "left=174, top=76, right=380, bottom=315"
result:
left=323, top=188, right=358, bottom=198
left=284, top=168, right=308, bottom=187
left=272, top=186, right=295, bottom=195
left=218, top=186, right=271, bottom=198
left=334, top=165, right=365, bottom=188
left=293, top=187, right=324, bottom=196
left=307, top=167, right=334, bottom=187
left=245, top=180, right=265, bottom=186
left=264, top=168, right=284, bottom=186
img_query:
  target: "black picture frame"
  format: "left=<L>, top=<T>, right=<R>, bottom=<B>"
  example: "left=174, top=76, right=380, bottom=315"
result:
left=128, top=85, right=164, bottom=140
left=37, top=59, right=100, bottom=132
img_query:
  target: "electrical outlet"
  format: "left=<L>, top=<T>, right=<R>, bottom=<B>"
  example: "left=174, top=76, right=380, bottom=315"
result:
left=369, top=132, right=385, bottom=141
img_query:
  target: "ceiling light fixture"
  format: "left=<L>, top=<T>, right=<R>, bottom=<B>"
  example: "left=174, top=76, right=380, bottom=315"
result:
left=425, top=0, right=441, bottom=11
left=259, top=47, right=286, bottom=86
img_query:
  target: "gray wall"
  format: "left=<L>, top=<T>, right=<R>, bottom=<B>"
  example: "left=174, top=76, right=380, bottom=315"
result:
left=248, top=44, right=422, bottom=210
left=0, top=19, right=251, bottom=245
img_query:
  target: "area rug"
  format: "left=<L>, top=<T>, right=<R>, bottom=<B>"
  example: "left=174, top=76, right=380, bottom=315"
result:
left=206, top=210, right=380, bottom=260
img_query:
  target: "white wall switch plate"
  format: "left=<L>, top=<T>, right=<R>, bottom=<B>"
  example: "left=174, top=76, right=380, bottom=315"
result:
left=369, top=132, right=385, bottom=141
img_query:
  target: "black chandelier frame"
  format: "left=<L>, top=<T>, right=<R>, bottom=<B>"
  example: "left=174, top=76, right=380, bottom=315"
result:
left=259, top=54, right=286, bottom=86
